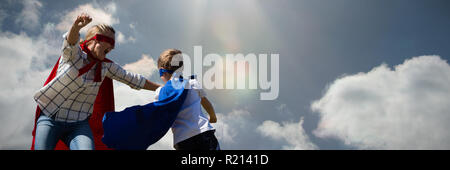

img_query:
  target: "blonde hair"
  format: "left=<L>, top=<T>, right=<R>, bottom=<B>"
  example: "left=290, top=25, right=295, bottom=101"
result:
left=157, top=49, right=183, bottom=71
left=80, top=24, right=116, bottom=43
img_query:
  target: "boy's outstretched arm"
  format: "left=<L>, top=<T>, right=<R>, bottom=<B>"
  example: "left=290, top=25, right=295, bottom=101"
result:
left=201, top=97, right=217, bottom=123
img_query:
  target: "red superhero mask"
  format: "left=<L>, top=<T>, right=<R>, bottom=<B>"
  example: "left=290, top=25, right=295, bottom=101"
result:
left=78, top=34, right=115, bottom=82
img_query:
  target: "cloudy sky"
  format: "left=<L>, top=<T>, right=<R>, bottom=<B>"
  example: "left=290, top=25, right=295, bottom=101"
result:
left=1, top=0, right=450, bottom=150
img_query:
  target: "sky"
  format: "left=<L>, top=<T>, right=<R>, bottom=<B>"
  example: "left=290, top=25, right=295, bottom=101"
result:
left=1, top=0, right=450, bottom=150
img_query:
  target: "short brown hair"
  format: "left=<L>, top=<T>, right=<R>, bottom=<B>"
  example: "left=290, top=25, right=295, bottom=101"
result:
left=157, top=49, right=183, bottom=71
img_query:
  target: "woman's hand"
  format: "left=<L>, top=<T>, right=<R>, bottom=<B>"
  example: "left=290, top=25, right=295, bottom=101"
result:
left=73, top=13, right=92, bottom=30
left=67, top=13, right=92, bottom=46
left=143, top=80, right=161, bottom=91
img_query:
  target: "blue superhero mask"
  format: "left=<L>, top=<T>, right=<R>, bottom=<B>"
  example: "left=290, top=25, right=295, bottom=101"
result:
left=159, top=68, right=174, bottom=77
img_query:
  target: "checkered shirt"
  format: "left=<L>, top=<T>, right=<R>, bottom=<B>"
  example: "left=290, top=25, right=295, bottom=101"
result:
left=33, top=33, right=146, bottom=122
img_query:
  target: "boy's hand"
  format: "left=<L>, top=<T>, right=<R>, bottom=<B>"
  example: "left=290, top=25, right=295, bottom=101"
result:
left=201, top=97, right=217, bottom=123
left=73, top=13, right=92, bottom=30
left=209, top=115, right=217, bottom=123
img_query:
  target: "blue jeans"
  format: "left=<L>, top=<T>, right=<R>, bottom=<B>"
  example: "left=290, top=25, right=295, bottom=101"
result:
left=34, top=115, right=95, bottom=150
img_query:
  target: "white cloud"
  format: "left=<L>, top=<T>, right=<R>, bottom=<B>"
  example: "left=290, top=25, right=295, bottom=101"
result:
left=312, top=55, right=450, bottom=149
left=257, top=117, right=318, bottom=150
left=115, top=23, right=138, bottom=44
left=15, top=0, right=43, bottom=30
left=55, top=2, right=119, bottom=34
left=0, top=31, right=56, bottom=149
left=122, top=54, right=158, bottom=79
left=113, top=80, right=157, bottom=112
left=116, top=31, right=136, bottom=44
left=113, top=54, right=158, bottom=111
left=129, top=23, right=135, bottom=29
left=214, top=109, right=251, bottom=144
left=116, top=31, right=126, bottom=43
left=255, top=103, right=317, bottom=150
left=214, top=108, right=317, bottom=150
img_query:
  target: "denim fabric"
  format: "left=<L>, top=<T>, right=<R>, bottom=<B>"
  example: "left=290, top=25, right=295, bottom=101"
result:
left=34, top=114, right=94, bottom=150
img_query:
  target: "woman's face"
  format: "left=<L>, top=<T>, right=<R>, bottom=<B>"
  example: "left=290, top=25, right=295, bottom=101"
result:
left=87, top=31, right=115, bottom=61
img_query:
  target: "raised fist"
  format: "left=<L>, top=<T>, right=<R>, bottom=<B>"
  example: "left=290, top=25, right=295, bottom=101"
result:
left=73, top=13, right=92, bottom=29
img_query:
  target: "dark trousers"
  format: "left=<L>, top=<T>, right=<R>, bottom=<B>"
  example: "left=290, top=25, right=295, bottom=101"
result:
left=174, top=130, right=220, bottom=150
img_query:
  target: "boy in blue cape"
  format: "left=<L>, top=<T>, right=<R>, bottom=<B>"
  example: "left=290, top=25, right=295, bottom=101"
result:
left=102, top=49, right=219, bottom=150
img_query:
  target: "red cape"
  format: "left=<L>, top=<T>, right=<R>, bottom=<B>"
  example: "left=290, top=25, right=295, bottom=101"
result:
left=31, top=57, right=114, bottom=150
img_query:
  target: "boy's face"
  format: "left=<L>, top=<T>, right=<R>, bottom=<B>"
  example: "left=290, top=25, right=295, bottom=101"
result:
left=160, top=68, right=171, bottom=84
left=88, top=31, right=115, bottom=61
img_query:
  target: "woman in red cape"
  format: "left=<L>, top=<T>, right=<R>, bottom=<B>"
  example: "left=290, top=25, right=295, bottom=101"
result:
left=31, top=13, right=159, bottom=150
left=31, top=57, right=114, bottom=150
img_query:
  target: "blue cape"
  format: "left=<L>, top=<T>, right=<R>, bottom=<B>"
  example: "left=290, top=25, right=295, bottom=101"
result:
left=102, top=78, right=188, bottom=150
